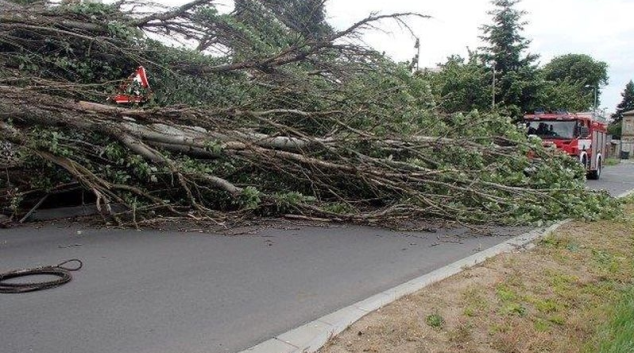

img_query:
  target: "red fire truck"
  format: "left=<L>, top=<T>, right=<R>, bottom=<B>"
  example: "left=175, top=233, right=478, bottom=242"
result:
left=523, top=111, right=607, bottom=179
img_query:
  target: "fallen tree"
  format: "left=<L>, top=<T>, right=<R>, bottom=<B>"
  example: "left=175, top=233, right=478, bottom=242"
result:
left=0, top=0, right=619, bottom=226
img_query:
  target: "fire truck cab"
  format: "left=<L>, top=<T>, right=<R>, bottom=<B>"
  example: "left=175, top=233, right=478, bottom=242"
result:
left=523, top=111, right=607, bottom=180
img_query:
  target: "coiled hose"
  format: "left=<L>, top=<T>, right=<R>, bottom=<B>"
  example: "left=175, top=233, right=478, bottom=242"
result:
left=0, top=259, right=83, bottom=294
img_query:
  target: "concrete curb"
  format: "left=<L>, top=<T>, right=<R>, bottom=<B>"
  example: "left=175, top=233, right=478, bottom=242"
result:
left=239, top=220, right=571, bottom=353
left=617, top=189, right=634, bottom=199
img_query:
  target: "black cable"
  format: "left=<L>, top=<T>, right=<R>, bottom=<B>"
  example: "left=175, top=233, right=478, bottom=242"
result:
left=0, top=259, right=83, bottom=294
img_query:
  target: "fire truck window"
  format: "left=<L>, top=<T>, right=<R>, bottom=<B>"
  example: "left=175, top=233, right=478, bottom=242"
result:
left=527, top=121, right=576, bottom=139
left=578, top=121, right=590, bottom=137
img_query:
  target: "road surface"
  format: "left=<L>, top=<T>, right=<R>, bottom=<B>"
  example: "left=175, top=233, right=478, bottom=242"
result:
left=1, top=162, right=633, bottom=353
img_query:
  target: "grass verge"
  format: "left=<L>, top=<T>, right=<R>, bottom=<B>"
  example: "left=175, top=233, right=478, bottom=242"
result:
left=592, top=286, right=634, bottom=353
left=604, top=158, right=621, bottom=167
left=320, top=200, right=634, bottom=353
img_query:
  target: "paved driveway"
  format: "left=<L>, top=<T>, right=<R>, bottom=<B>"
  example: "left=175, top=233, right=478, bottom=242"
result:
left=1, top=162, right=633, bottom=353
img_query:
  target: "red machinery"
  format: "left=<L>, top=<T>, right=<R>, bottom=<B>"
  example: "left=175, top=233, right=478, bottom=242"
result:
left=524, top=111, right=607, bottom=179
left=110, top=66, right=151, bottom=104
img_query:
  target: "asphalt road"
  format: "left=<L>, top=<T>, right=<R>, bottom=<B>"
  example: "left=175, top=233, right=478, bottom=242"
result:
left=585, top=161, right=634, bottom=196
left=2, top=162, right=634, bottom=353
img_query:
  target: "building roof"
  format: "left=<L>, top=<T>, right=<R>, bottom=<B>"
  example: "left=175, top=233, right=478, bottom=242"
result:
left=624, top=109, right=634, bottom=117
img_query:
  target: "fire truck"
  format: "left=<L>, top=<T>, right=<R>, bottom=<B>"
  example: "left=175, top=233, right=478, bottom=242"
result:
left=523, top=111, right=608, bottom=179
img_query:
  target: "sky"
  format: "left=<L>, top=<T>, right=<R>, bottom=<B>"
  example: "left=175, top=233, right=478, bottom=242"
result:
left=157, top=0, right=633, bottom=114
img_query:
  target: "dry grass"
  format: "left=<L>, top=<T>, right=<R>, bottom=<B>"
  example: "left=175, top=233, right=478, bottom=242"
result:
left=320, top=202, right=634, bottom=353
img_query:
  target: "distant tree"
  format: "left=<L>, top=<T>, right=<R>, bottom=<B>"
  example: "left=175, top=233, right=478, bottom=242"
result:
left=542, top=54, right=608, bottom=110
left=607, top=122, right=622, bottom=138
left=538, top=78, right=589, bottom=112
left=612, top=81, right=634, bottom=121
left=479, top=0, right=541, bottom=118
left=427, top=54, right=492, bottom=113
left=608, top=80, right=634, bottom=138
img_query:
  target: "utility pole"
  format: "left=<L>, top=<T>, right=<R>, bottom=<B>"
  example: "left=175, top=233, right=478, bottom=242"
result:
left=593, top=86, right=598, bottom=114
left=491, top=62, right=496, bottom=110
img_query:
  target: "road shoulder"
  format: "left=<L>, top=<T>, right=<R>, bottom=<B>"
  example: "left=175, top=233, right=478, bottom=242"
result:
left=319, top=199, right=634, bottom=353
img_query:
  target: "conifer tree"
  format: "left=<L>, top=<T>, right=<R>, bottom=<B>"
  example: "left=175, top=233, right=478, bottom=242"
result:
left=479, top=0, right=540, bottom=117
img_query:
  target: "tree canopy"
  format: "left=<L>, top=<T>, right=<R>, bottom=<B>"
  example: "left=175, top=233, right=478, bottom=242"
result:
left=608, top=80, right=634, bottom=138
left=247, top=0, right=333, bottom=39
left=542, top=54, right=608, bottom=110
left=425, top=53, right=492, bottom=113
left=613, top=81, right=634, bottom=121
left=478, top=0, right=541, bottom=117
left=428, top=1, right=608, bottom=117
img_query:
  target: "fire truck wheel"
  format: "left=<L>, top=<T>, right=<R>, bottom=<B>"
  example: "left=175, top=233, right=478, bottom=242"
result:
left=587, top=158, right=601, bottom=180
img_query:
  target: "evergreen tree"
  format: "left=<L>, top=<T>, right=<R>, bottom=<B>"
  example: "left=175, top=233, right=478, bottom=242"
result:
left=609, top=80, right=634, bottom=138
left=612, top=80, right=634, bottom=122
left=235, top=0, right=332, bottom=40
left=479, top=0, right=540, bottom=117
left=260, top=0, right=332, bottom=39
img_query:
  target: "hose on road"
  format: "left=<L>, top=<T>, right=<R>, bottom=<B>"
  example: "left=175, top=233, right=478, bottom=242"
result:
left=0, top=259, right=83, bottom=294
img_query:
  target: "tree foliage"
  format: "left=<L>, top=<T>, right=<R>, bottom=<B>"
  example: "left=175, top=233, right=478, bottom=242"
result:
left=0, top=0, right=618, bottom=227
left=612, top=81, right=634, bottom=122
left=241, top=0, right=333, bottom=39
left=430, top=1, right=605, bottom=117
left=543, top=54, right=608, bottom=86
left=542, top=54, right=608, bottom=110
left=425, top=54, right=492, bottom=113
left=478, top=0, right=540, bottom=117
left=537, top=77, right=590, bottom=112
left=609, top=80, right=634, bottom=138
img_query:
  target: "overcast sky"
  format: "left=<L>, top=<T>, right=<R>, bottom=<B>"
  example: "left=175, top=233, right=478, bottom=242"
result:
left=158, top=0, right=633, bottom=113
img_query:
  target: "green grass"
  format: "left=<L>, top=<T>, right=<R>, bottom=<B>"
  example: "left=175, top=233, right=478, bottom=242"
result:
left=426, top=313, right=445, bottom=329
left=604, top=158, right=621, bottom=167
left=592, top=286, right=634, bottom=353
